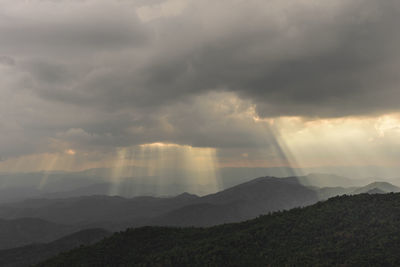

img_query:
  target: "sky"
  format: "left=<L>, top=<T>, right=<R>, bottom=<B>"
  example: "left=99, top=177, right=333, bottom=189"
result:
left=1, top=0, right=400, bottom=182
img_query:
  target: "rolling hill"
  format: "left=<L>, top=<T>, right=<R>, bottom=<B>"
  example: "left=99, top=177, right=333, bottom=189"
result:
left=0, top=228, right=111, bottom=267
left=37, top=193, right=400, bottom=266
left=0, top=177, right=319, bottom=228
left=352, top=181, right=400, bottom=194
left=149, top=177, right=319, bottom=226
left=0, top=176, right=398, bottom=231
left=0, top=193, right=199, bottom=227
left=0, top=218, right=75, bottom=250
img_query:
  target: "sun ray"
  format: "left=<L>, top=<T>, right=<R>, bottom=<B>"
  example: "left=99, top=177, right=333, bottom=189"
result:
left=109, top=147, right=130, bottom=195
left=107, top=143, right=221, bottom=196
left=38, top=154, right=60, bottom=190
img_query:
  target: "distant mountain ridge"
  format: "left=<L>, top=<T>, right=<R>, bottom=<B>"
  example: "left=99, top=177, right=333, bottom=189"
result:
left=0, top=176, right=398, bottom=226
left=315, top=181, right=400, bottom=200
left=366, top=188, right=386, bottom=194
left=0, top=218, right=75, bottom=250
left=294, top=173, right=361, bottom=187
left=151, top=177, right=319, bottom=226
left=352, top=181, right=400, bottom=194
left=0, top=175, right=399, bottom=252
left=0, top=194, right=199, bottom=227
left=0, top=168, right=389, bottom=204
left=0, top=176, right=319, bottom=227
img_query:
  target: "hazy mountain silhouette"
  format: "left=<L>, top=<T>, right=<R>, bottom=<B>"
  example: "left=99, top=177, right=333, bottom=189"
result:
left=0, top=228, right=110, bottom=267
left=352, top=181, right=400, bottom=194
left=0, top=218, right=74, bottom=250
left=0, top=171, right=211, bottom=204
left=42, top=182, right=206, bottom=200
left=0, top=169, right=372, bottom=204
left=310, top=181, right=400, bottom=200
left=150, top=177, right=319, bottom=226
left=366, top=188, right=386, bottom=194
left=151, top=175, right=386, bottom=227
left=0, top=177, right=320, bottom=228
left=0, top=194, right=199, bottom=227
left=0, top=176, right=398, bottom=229
left=291, top=173, right=365, bottom=187
left=0, top=187, right=43, bottom=204
left=313, top=186, right=355, bottom=199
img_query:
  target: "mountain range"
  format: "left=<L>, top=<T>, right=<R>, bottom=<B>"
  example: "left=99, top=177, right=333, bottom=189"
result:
left=0, top=174, right=371, bottom=228
left=1, top=168, right=392, bottom=204
left=0, top=174, right=399, bottom=254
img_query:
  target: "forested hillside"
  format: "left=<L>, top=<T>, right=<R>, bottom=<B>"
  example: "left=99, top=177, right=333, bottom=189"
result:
left=38, top=193, right=400, bottom=266
left=0, top=228, right=110, bottom=267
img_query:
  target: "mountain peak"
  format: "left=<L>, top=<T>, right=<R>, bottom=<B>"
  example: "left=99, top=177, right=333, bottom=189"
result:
left=352, top=181, right=400, bottom=194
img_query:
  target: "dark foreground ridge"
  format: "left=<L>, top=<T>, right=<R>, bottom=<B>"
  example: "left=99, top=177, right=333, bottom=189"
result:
left=0, top=228, right=111, bottom=267
left=38, top=193, right=400, bottom=266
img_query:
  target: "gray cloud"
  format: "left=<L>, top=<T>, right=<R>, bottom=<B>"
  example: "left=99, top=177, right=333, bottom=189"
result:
left=34, top=0, right=399, bottom=116
left=1, top=0, right=400, bottom=159
left=0, top=56, right=15, bottom=66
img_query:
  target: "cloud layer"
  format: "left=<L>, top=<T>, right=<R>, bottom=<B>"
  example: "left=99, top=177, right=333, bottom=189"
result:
left=1, top=0, right=400, bottom=161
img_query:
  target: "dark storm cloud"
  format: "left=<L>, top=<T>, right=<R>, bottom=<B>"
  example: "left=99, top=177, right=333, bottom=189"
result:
left=1, top=0, right=400, bottom=158
left=23, top=0, right=399, bottom=117
left=135, top=0, right=400, bottom=118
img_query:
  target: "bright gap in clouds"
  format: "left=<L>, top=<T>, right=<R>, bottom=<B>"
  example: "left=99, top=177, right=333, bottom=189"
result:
left=109, top=142, right=220, bottom=196
left=2, top=112, right=400, bottom=187
left=273, top=114, right=400, bottom=178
